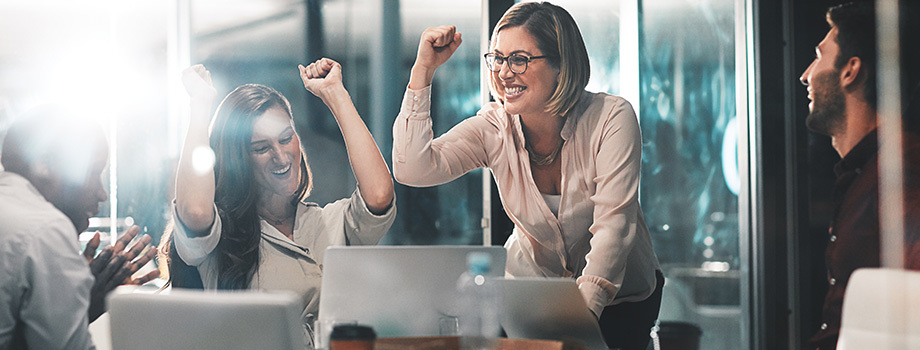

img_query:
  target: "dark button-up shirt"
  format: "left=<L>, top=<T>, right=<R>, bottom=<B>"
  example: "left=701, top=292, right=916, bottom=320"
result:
left=810, top=130, right=920, bottom=349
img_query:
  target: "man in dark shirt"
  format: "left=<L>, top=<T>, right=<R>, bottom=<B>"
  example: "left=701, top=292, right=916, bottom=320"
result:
left=799, top=2, right=920, bottom=349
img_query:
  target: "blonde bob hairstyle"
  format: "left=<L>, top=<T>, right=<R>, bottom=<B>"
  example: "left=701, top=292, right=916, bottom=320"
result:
left=488, top=2, right=590, bottom=117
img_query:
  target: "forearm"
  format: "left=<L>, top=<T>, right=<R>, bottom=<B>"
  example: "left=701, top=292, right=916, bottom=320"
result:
left=175, top=98, right=217, bottom=234
left=322, top=87, right=394, bottom=214
left=408, top=64, right=436, bottom=90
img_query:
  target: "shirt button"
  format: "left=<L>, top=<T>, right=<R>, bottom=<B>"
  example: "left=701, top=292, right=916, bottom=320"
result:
left=821, top=323, right=828, bottom=330
left=830, top=235, right=837, bottom=242
left=829, top=278, right=836, bottom=285
left=413, top=96, right=419, bottom=101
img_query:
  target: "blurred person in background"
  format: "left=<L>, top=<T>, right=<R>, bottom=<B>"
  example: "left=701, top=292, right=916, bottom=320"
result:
left=799, top=2, right=920, bottom=349
left=0, top=107, right=157, bottom=349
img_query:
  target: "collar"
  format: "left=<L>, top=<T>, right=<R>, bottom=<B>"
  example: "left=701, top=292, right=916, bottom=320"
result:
left=0, top=171, right=44, bottom=199
left=834, top=129, right=878, bottom=177
left=508, top=90, right=591, bottom=149
left=259, top=202, right=314, bottom=259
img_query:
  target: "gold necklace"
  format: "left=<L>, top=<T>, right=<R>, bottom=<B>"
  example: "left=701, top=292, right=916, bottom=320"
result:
left=526, top=140, right=563, bottom=166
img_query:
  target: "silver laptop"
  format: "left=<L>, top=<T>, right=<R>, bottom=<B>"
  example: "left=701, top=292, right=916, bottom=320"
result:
left=108, top=287, right=307, bottom=350
left=318, top=245, right=506, bottom=337
left=498, top=278, right=609, bottom=350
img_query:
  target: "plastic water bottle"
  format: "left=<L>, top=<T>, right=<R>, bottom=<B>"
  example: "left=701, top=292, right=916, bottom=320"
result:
left=456, top=252, right=501, bottom=350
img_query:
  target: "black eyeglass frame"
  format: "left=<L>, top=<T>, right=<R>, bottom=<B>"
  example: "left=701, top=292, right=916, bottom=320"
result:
left=483, top=53, right=548, bottom=74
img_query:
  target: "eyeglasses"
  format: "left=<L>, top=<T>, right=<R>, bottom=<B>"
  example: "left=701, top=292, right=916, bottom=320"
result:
left=483, top=53, right=547, bottom=74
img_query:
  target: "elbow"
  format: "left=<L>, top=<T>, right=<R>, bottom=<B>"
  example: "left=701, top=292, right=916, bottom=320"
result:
left=365, top=183, right=395, bottom=215
left=393, top=167, right=411, bottom=185
left=176, top=204, right=213, bottom=233
left=393, top=164, right=426, bottom=187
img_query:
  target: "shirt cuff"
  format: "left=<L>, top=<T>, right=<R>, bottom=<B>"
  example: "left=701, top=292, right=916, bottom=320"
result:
left=576, top=275, right=617, bottom=319
left=401, top=86, right=432, bottom=120
left=171, top=200, right=222, bottom=266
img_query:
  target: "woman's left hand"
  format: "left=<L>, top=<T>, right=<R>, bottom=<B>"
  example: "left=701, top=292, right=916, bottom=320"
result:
left=299, top=58, right=344, bottom=99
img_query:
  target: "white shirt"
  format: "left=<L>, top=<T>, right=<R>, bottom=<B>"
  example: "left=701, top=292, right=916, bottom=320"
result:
left=393, top=86, right=660, bottom=317
left=0, top=172, right=96, bottom=350
left=541, top=193, right=561, bottom=218
left=172, top=189, right=395, bottom=342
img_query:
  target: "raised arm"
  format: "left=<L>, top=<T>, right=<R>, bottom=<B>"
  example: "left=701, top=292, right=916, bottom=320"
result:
left=299, top=58, right=393, bottom=214
left=392, top=26, right=494, bottom=187
left=409, top=25, right=462, bottom=89
left=175, top=65, right=218, bottom=235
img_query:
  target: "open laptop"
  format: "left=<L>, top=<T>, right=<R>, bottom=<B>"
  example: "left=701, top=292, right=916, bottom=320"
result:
left=318, top=245, right=506, bottom=337
left=108, top=286, right=306, bottom=350
left=498, top=278, right=609, bottom=350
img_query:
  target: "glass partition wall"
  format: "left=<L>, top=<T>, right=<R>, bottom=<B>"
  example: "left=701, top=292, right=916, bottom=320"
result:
left=518, top=1, right=752, bottom=349
left=0, top=1, right=754, bottom=348
left=638, top=1, right=747, bottom=349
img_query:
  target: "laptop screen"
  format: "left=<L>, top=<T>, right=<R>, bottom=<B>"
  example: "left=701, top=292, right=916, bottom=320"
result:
left=498, top=278, right=609, bottom=350
left=318, top=245, right=506, bottom=337
left=108, top=287, right=306, bottom=350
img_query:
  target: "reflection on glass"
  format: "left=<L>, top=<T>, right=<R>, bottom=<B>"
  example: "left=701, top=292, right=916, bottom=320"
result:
left=321, top=0, right=483, bottom=244
left=511, top=1, right=744, bottom=348
left=640, top=1, right=741, bottom=349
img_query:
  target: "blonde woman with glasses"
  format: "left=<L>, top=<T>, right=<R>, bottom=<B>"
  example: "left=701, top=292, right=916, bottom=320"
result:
left=393, top=2, right=662, bottom=349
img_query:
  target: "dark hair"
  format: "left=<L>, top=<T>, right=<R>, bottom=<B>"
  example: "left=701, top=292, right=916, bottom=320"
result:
left=489, top=1, right=590, bottom=117
left=827, top=2, right=877, bottom=109
left=164, top=84, right=313, bottom=290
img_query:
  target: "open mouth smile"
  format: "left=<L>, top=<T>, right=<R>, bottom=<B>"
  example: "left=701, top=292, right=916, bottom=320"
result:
left=272, top=163, right=291, bottom=175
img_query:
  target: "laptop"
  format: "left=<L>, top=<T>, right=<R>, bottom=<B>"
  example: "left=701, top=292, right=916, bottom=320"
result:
left=498, top=278, right=609, bottom=350
left=107, top=286, right=307, bottom=350
left=318, top=245, right=506, bottom=337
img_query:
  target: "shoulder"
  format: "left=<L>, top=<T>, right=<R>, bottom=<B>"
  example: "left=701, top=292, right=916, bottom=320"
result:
left=0, top=186, right=76, bottom=252
left=594, top=92, right=636, bottom=120
left=571, top=92, right=639, bottom=133
left=475, top=102, right=512, bottom=130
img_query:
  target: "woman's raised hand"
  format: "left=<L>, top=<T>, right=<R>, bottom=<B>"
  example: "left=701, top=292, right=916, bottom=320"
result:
left=181, top=64, right=217, bottom=101
left=409, top=25, right=461, bottom=89
left=299, top=58, right=344, bottom=100
left=415, top=25, right=462, bottom=71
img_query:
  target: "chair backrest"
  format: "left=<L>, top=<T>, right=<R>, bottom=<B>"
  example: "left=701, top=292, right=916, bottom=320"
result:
left=837, top=268, right=920, bottom=350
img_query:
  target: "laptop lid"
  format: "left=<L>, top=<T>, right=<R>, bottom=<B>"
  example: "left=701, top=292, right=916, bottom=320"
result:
left=498, top=278, right=609, bottom=350
left=108, top=287, right=306, bottom=350
left=318, top=245, right=506, bottom=337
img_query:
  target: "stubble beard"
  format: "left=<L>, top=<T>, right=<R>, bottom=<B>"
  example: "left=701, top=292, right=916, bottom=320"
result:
left=805, top=69, right=847, bottom=136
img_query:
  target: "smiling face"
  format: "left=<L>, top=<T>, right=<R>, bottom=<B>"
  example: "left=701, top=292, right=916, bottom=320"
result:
left=800, top=27, right=846, bottom=136
left=490, top=26, right=560, bottom=117
left=249, top=107, right=302, bottom=201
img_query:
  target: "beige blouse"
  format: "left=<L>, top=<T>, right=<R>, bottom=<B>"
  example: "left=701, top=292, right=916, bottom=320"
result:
left=392, top=86, right=659, bottom=317
left=172, top=189, right=396, bottom=341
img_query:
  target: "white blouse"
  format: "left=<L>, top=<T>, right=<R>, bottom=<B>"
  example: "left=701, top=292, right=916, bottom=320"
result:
left=172, top=189, right=395, bottom=342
